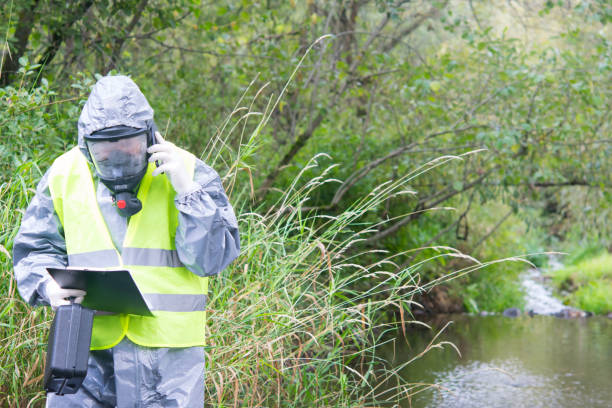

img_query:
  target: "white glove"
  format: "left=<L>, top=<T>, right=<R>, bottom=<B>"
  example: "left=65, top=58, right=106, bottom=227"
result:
left=147, top=132, right=200, bottom=195
left=44, top=279, right=86, bottom=310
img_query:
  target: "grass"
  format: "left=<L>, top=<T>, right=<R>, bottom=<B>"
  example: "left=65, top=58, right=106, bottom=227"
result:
left=0, top=46, right=531, bottom=405
left=0, top=141, right=479, bottom=406
left=0, top=66, right=493, bottom=406
left=549, top=252, right=612, bottom=314
left=1, top=161, right=52, bottom=407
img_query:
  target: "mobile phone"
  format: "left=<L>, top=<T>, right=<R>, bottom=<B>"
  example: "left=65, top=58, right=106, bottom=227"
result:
left=149, top=122, right=161, bottom=168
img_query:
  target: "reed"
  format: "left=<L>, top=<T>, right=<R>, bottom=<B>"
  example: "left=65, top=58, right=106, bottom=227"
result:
left=0, top=64, right=479, bottom=407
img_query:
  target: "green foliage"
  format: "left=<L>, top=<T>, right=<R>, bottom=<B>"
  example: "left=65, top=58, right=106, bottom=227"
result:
left=0, top=64, right=88, bottom=182
left=563, top=244, right=607, bottom=267
left=550, top=252, right=612, bottom=314
left=2, top=0, right=612, bottom=404
left=452, top=202, right=543, bottom=312
left=460, top=268, right=526, bottom=313
left=571, top=281, right=612, bottom=314
left=0, top=70, right=66, bottom=406
left=0, top=0, right=203, bottom=86
left=552, top=253, right=612, bottom=287
left=0, top=73, right=470, bottom=407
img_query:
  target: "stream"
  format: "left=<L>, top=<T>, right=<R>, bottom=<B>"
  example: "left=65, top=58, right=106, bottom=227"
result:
left=379, top=264, right=612, bottom=407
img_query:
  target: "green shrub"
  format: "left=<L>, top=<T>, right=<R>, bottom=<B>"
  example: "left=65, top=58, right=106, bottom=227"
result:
left=563, top=244, right=607, bottom=267
left=572, top=281, right=612, bottom=314
left=0, top=76, right=467, bottom=406
left=550, top=253, right=612, bottom=314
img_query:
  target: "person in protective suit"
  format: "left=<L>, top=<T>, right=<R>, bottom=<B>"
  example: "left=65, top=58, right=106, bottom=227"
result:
left=12, top=75, right=240, bottom=407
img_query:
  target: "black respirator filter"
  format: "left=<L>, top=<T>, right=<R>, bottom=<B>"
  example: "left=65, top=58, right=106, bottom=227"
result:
left=114, top=191, right=143, bottom=217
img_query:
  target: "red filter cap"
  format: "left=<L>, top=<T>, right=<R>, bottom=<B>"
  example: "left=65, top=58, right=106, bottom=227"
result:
left=117, top=200, right=127, bottom=209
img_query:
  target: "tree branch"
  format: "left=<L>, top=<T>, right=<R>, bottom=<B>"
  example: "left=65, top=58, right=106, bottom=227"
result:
left=0, top=0, right=41, bottom=86
left=395, top=189, right=478, bottom=272
left=380, top=1, right=448, bottom=53
left=530, top=180, right=608, bottom=188
left=471, top=209, right=512, bottom=251
left=35, top=0, right=94, bottom=85
left=363, top=167, right=495, bottom=244
left=104, top=0, right=149, bottom=74
left=330, top=125, right=488, bottom=209
left=257, top=2, right=450, bottom=201
left=257, top=111, right=325, bottom=197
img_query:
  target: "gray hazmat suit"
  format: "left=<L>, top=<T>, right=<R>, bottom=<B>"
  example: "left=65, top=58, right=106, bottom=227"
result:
left=12, top=76, right=240, bottom=407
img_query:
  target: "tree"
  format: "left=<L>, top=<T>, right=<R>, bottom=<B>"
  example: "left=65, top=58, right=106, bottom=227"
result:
left=0, top=0, right=198, bottom=86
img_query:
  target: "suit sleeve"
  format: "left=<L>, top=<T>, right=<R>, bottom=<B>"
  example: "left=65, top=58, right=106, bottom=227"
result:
left=12, top=169, right=68, bottom=306
left=174, top=159, right=240, bottom=277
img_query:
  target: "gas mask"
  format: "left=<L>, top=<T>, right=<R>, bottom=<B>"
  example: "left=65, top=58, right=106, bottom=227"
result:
left=84, top=124, right=156, bottom=217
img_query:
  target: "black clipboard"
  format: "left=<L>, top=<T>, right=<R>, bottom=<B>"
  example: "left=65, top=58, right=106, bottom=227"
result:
left=47, top=267, right=153, bottom=316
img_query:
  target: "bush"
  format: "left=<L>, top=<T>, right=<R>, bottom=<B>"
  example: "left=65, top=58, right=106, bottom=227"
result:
left=550, top=252, right=612, bottom=314
left=1, top=78, right=466, bottom=406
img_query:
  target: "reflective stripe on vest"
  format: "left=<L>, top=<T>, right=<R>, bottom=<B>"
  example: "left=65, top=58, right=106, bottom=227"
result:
left=123, top=247, right=183, bottom=267
left=49, top=146, right=208, bottom=350
left=69, top=248, right=183, bottom=268
left=144, top=293, right=207, bottom=312
left=68, top=250, right=121, bottom=268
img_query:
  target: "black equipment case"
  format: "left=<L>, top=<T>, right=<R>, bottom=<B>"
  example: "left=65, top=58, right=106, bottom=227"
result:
left=44, top=303, right=94, bottom=395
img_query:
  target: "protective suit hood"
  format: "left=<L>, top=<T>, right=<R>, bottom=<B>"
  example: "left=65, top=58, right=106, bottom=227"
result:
left=77, top=75, right=154, bottom=162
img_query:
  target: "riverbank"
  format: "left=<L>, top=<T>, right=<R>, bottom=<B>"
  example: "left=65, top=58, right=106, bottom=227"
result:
left=548, top=251, right=612, bottom=314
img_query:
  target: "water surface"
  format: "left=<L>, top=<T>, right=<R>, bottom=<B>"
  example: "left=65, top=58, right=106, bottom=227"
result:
left=381, top=315, right=612, bottom=407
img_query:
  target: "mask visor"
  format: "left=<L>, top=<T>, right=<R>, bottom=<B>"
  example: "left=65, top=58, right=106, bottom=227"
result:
left=87, top=134, right=148, bottom=181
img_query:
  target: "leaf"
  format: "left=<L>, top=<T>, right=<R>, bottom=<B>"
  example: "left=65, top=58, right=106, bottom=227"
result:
left=429, top=80, right=441, bottom=93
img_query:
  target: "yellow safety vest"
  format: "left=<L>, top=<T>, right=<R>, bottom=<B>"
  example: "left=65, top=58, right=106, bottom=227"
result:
left=48, top=146, right=208, bottom=350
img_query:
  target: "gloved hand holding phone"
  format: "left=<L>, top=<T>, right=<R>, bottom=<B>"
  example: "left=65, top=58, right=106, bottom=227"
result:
left=147, top=132, right=200, bottom=195
left=45, top=279, right=86, bottom=311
